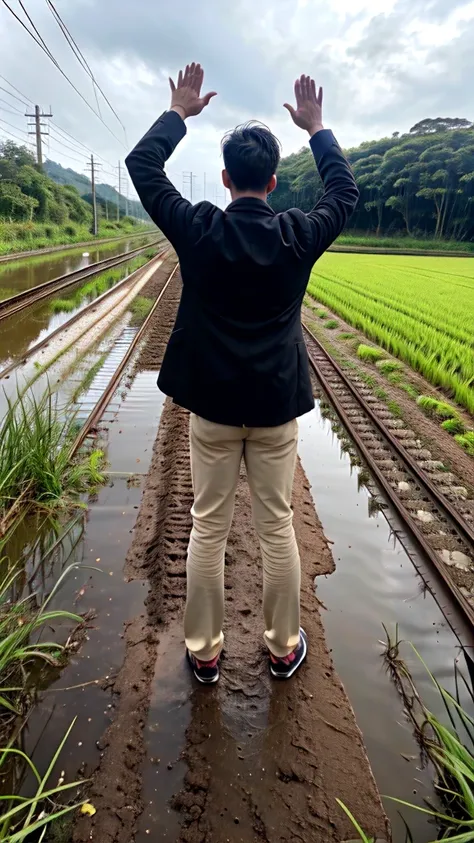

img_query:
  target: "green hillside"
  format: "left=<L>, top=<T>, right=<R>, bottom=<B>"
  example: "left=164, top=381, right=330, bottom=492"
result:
left=44, top=159, right=148, bottom=221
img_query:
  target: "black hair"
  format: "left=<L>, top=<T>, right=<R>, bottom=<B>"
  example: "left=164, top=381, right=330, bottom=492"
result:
left=221, top=121, right=281, bottom=191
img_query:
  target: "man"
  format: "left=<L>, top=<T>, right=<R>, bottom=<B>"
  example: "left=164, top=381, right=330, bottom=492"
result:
left=126, top=64, right=358, bottom=684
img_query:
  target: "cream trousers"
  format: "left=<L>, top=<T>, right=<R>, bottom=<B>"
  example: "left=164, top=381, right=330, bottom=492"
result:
left=184, top=414, right=301, bottom=661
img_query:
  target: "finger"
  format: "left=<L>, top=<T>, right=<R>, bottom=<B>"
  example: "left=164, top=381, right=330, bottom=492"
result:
left=194, top=64, right=203, bottom=93
left=295, top=79, right=302, bottom=107
left=284, top=103, right=296, bottom=119
left=305, top=75, right=311, bottom=99
left=318, top=86, right=323, bottom=107
left=202, top=91, right=217, bottom=106
left=178, top=69, right=183, bottom=88
left=197, top=65, right=204, bottom=94
left=169, top=77, right=176, bottom=92
left=183, top=65, right=190, bottom=86
left=299, top=74, right=306, bottom=100
left=310, top=78, right=316, bottom=100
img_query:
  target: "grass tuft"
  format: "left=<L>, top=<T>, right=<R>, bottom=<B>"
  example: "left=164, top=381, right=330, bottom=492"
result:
left=357, top=344, right=385, bottom=363
left=441, top=418, right=466, bottom=436
left=376, top=359, right=403, bottom=374
left=417, top=395, right=460, bottom=420
left=455, top=431, right=474, bottom=456
left=325, top=319, right=339, bottom=329
left=129, top=295, right=153, bottom=327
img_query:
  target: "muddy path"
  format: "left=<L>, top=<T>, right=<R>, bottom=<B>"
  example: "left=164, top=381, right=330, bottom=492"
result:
left=73, top=267, right=388, bottom=842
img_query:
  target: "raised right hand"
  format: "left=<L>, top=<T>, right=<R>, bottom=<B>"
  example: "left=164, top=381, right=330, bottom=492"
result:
left=284, top=75, right=324, bottom=137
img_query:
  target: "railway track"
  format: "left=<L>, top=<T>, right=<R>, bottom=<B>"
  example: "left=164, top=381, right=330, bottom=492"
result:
left=0, top=246, right=171, bottom=381
left=0, top=237, right=164, bottom=322
left=70, top=262, right=180, bottom=454
left=302, top=320, right=474, bottom=632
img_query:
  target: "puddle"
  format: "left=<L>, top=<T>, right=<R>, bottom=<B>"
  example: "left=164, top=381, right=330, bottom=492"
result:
left=0, top=254, right=151, bottom=370
left=0, top=234, right=155, bottom=299
left=299, top=404, right=474, bottom=841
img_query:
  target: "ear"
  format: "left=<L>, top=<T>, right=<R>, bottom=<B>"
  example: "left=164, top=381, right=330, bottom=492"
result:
left=222, top=169, right=231, bottom=189
left=267, top=174, right=277, bottom=195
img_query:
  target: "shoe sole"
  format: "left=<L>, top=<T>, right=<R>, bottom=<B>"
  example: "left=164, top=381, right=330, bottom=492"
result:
left=186, top=650, right=220, bottom=684
left=270, top=633, right=308, bottom=680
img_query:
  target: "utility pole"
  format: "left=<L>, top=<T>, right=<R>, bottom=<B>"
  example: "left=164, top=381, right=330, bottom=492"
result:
left=182, top=171, right=196, bottom=202
left=105, top=200, right=109, bottom=221
left=86, top=155, right=101, bottom=236
left=25, top=105, right=52, bottom=170
left=117, top=161, right=122, bottom=221
left=125, top=180, right=129, bottom=217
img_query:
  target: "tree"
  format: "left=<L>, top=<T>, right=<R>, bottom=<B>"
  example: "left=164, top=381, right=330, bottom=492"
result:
left=410, top=118, right=473, bottom=135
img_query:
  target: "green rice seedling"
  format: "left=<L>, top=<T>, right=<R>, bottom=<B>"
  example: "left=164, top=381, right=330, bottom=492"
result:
left=357, top=344, right=385, bottom=363
left=335, top=800, right=375, bottom=842
left=376, top=359, right=402, bottom=374
left=400, top=382, right=419, bottom=399
left=0, top=717, right=88, bottom=840
left=325, top=319, right=339, bottom=329
left=417, top=395, right=460, bottom=419
left=455, top=432, right=474, bottom=456
left=442, top=418, right=466, bottom=436
left=49, top=298, right=77, bottom=314
left=308, top=253, right=474, bottom=413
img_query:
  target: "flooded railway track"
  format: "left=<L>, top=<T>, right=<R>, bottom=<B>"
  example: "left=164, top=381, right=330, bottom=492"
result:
left=303, top=320, right=474, bottom=639
left=0, top=237, right=164, bottom=322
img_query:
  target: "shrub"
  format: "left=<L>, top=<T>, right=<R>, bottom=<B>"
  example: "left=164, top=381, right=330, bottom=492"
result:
left=376, top=359, right=402, bottom=374
left=441, top=418, right=465, bottom=435
left=325, top=319, right=338, bottom=329
left=62, top=224, right=77, bottom=237
left=357, top=344, right=385, bottom=363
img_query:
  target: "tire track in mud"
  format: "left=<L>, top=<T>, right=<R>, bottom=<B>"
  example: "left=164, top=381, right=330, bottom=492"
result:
left=73, top=267, right=388, bottom=842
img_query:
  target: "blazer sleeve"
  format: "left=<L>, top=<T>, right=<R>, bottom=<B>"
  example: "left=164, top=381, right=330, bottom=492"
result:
left=125, top=110, right=195, bottom=249
left=306, top=129, right=359, bottom=256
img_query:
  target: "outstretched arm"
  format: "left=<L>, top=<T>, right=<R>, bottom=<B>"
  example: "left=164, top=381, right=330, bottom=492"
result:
left=125, top=63, right=217, bottom=249
left=284, top=75, right=359, bottom=256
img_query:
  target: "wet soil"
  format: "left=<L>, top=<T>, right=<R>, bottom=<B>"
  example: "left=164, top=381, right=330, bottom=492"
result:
left=302, top=302, right=474, bottom=492
left=72, top=266, right=388, bottom=841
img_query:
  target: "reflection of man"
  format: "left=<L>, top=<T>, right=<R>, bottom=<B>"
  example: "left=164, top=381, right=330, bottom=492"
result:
left=126, top=64, right=358, bottom=684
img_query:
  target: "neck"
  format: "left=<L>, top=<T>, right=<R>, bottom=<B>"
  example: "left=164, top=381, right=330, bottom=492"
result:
left=229, top=188, right=268, bottom=203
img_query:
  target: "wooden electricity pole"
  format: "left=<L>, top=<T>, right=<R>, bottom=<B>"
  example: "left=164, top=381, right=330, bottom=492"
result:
left=86, top=154, right=101, bottom=236
left=25, top=105, right=52, bottom=170
left=117, top=161, right=122, bottom=221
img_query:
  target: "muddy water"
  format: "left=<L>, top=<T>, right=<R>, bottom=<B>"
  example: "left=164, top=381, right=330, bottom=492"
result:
left=10, top=373, right=474, bottom=842
left=0, top=255, right=148, bottom=370
left=299, top=405, right=474, bottom=842
left=0, top=233, right=155, bottom=300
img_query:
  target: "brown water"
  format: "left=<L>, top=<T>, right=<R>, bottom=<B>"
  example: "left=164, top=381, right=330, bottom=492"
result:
left=0, top=234, right=155, bottom=300
left=7, top=366, right=474, bottom=842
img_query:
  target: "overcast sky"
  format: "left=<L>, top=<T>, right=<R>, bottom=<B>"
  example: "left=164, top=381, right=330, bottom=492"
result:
left=1, top=0, right=473, bottom=207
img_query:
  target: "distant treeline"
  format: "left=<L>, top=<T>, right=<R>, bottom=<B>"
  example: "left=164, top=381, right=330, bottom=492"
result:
left=0, top=141, right=148, bottom=229
left=271, top=118, right=474, bottom=242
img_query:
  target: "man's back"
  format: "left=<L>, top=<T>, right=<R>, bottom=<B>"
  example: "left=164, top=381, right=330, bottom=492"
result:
left=126, top=89, right=358, bottom=428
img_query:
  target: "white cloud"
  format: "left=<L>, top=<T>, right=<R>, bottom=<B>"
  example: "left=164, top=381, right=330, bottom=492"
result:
left=0, top=0, right=472, bottom=206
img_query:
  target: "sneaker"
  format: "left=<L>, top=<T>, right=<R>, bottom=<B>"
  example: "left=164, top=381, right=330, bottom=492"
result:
left=269, top=628, right=308, bottom=679
left=186, top=649, right=220, bottom=684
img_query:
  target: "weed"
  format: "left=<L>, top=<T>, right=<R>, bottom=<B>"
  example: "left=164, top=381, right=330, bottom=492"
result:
left=376, top=359, right=402, bottom=374
left=455, top=431, right=474, bottom=456
left=388, top=400, right=403, bottom=418
left=0, top=386, right=106, bottom=522
left=417, top=395, right=460, bottom=420
left=375, top=387, right=388, bottom=400
left=72, top=354, right=107, bottom=401
left=317, top=309, right=328, bottom=319
left=441, top=418, right=466, bottom=436
left=357, top=344, right=385, bottom=363
left=325, top=319, right=339, bottom=329
left=129, top=295, right=153, bottom=327
left=338, top=332, right=356, bottom=340
left=361, top=373, right=377, bottom=388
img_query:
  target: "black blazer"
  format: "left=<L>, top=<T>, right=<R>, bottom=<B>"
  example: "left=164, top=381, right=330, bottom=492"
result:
left=126, top=111, right=359, bottom=427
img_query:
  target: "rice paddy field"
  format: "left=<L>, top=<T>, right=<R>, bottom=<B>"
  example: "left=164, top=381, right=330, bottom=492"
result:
left=308, top=253, right=474, bottom=414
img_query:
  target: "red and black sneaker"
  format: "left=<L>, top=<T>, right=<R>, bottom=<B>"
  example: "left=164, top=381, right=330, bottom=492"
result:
left=269, top=628, right=308, bottom=679
left=186, top=649, right=220, bottom=684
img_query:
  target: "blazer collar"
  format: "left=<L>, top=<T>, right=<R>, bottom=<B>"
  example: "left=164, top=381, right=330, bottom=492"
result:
left=226, top=197, right=275, bottom=216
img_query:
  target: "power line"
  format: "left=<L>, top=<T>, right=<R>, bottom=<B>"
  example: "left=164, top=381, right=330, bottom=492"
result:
left=0, top=97, right=23, bottom=114
left=0, top=0, right=127, bottom=149
left=0, top=125, right=30, bottom=145
left=0, top=74, right=33, bottom=105
left=0, top=117, right=28, bottom=137
left=46, top=0, right=127, bottom=140
left=0, top=85, right=29, bottom=108
left=48, top=128, right=89, bottom=156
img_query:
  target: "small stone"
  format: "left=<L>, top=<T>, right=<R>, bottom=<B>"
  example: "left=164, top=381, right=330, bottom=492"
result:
left=440, top=549, right=472, bottom=571
left=416, top=510, right=435, bottom=523
left=398, top=481, right=410, bottom=492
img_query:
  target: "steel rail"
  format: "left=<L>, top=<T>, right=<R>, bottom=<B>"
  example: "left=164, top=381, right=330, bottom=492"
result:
left=302, top=320, right=474, bottom=628
left=0, top=247, right=171, bottom=381
left=0, top=239, right=163, bottom=322
left=70, top=262, right=179, bottom=455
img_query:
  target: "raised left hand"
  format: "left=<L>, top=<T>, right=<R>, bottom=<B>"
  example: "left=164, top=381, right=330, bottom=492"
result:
left=169, top=63, right=217, bottom=119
